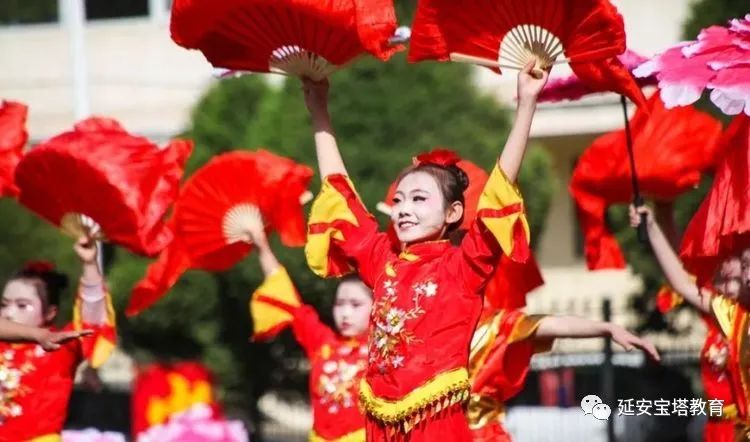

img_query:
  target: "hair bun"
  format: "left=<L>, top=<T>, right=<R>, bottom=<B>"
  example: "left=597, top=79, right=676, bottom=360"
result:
left=48, top=272, right=70, bottom=293
left=451, top=165, right=470, bottom=193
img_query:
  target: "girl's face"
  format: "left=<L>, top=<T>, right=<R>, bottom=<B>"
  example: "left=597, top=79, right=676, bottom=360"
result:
left=715, top=257, right=742, bottom=300
left=390, top=171, right=462, bottom=245
left=333, top=280, right=373, bottom=338
left=741, top=249, right=750, bottom=298
left=0, top=279, right=54, bottom=327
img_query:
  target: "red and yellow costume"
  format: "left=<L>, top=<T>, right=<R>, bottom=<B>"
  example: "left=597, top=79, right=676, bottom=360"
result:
left=657, top=285, right=735, bottom=441
left=708, top=294, right=750, bottom=439
left=0, top=284, right=116, bottom=442
left=131, top=361, right=220, bottom=437
left=251, top=267, right=367, bottom=442
left=467, top=310, right=551, bottom=442
left=305, top=164, right=529, bottom=441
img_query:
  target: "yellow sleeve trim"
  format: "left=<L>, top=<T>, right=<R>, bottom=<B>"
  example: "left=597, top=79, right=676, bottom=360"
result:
left=254, top=267, right=301, bottom=308
left=305, top=175, right=360, bottom=278
left=310, top=429, right=365, bottom=442
left=477, top=165, right=530, bottom=259
left=359, top=367, right=470, bottom=433
left=711, top=295, right=737, bottom=338
left=308, top=176, right=360, bottom=226
left=250, top=267, right=300, bottom=340
left=73, top=287, right=117, bottom=368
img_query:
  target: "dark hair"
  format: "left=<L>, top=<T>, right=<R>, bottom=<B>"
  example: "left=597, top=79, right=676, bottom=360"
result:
left=338, top=275, right=373, bottom=298
left=11, top=262, right=69, bottom=308
left=397, top=163, right=470, bottom=232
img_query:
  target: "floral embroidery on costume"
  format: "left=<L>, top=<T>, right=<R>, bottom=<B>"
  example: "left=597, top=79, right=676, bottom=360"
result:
left=0, top=346, right=42, bottom=422
left=370, top=279, right=438, bottom=373
left=705, top=338, right=730, bottom=375
left=318, top=357, right=367, bottom=414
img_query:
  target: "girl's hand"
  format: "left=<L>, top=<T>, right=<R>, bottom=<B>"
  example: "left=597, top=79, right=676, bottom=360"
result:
left=629, top=204, right=654, bottom=228
left=74, top=236, right=97, bottom=265
left=245, top=224, right=268, bottom=247
left=609, top=324, right=661, bottom=362
left=517, top=60, right=550, bottom=104
left=35, top=328, right=93, bottom=351
left=302, top=77, right=330, bottom=120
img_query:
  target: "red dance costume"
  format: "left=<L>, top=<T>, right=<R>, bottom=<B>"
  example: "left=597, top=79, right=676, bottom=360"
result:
left=251, top=267, right=367, bottom=442
left=305, top=165, right=530, bottom=441
left=467, top=309, right=552, bottom=442
left=707, top=294, right=750, bottom=439
left=657, top=285, right=736, bottom=441
left=0, top=283, right=116, bottom=442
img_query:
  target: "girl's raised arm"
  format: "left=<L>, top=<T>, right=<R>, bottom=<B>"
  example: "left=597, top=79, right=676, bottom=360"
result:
left=302, top=78, right=348, bottom=178
left=497, top=61, right=548, bottom=182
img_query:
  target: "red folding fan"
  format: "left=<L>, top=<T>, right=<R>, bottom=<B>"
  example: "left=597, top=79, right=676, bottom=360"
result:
left=0, top=101, right=28, bottom=198
left=680, top=115, right=750, bottom=285
left=14, top=118, right=192, bottom=256
left=408, top=0, right=646, bottom=107
left=570, top=94, right=723, bottom=270
left=127, top=150, right=313, bottom=315
left=170, top=0, right=401, bottom=80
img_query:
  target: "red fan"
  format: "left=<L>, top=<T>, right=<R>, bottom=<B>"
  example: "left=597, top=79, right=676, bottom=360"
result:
left=14, top=117, right=192, bottom=256
left=378, top=150, right=543, bottom=313
left=0, top=101, right=28, bottom=198
left=408, top=0, right=646, bottom=108
left=570, top=93, right=723, bottom=270
left=170, top=0, right=402, bottom=80
left=680, top=115, right=750, bottom=285
left=127, top=150, right=313, bottom=315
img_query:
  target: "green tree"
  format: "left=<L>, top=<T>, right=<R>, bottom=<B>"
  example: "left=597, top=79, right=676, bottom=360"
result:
left=683, top=0, right=747, bottom=39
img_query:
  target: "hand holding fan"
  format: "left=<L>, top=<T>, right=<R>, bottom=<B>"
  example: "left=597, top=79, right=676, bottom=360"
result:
left=127, top=150, right=313, bottom=315
left=14, top=117, right=192, bottom=256
left=0, top=101, right=28, bottom=198
left=409, top=0, right=646, bottom=106
left=170, top=0, right=402, bottom=80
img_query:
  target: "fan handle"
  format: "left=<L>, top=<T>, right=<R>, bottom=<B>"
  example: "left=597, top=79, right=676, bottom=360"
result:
left=449, top=52, right=565, bottom=79
left=269, top=48, right=337, bottom=82
left=60, top=213, right=105, bottom=242
left=223, top=204, right=265, bottom=244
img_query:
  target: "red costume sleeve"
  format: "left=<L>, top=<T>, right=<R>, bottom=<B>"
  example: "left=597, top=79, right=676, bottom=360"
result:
left=470, top=309, right=551, bottom=401
left=249, top=266, right=336, bottom=357
left=305, top=174, right=393, bottom=287
left=72, top=282, right=117, bottom=368
left=250, top=266, right=302, bottom=340
left=457, top=165, right=531, bottom=294
left=291, top=305, right=337, bottom=359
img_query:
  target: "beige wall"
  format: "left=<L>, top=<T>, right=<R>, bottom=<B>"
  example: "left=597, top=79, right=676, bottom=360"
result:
left=0, top=19, right=213, bottom=141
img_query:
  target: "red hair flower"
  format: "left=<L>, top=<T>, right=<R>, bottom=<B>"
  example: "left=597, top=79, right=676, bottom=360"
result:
left=23, top=261, right=55, bottom=274
left=413, top=148, right=461, bottom=167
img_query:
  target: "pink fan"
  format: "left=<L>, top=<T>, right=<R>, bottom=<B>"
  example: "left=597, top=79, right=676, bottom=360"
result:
left=634, top=14, right=750, bottom=116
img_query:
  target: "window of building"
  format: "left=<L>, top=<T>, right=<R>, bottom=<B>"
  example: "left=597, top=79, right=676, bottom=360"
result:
left=0, top=0, right=58, bottom=25
left=85, top=0, right=148, bottom=20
